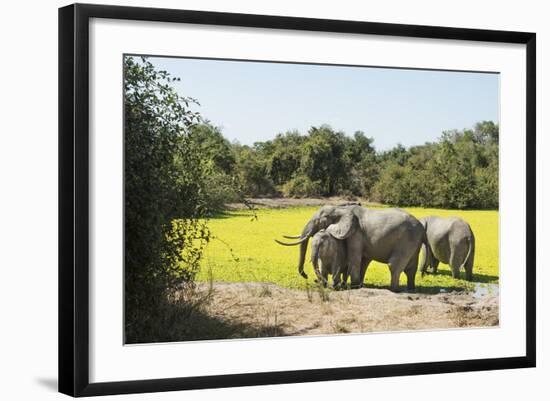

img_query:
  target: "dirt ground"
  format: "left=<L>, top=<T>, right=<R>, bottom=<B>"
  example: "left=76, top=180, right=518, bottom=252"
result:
left=191, top=282, right=499, bottom=339
left=225, top=197, right=376, bottom=210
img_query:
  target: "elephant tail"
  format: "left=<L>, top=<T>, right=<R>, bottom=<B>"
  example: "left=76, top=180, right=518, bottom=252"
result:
left=420, top=220, right=431, bottom=277
left=460, top=234, right=474, bottom=275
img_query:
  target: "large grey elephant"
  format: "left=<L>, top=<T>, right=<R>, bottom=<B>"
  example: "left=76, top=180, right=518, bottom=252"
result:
left=419, top=216, right=475, bottom=281
left=310, top=229, right=347, bottom=288
left=275, top=205, right=427, bottom=291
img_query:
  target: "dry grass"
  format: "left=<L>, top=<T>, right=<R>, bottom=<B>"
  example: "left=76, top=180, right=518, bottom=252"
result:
left=179, top=282, right=499, bottom=341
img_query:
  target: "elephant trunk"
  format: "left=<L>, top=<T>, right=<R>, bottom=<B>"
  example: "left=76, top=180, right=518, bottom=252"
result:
left=310, top=239, right=324, bottom=283
left=298, top=237, right=310, bottom=279
left=297, top=220, right=315, bottom=279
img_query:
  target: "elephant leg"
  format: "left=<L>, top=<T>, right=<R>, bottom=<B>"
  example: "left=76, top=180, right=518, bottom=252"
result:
left=431, top=258, right=440, bottom=274
left=465, top=257, right=474, bottom=282
left=349, top=260, right=363, bottom=289
left=332, top=266, right=342, bottom=289
left=389, top=267, right=401, bottom=292
left=404, top=252, right=419, bottom=291
left=348, top=253, right=364, bottom=289
left=341, top=266, right=349, bottom=288
left=388, top=252, right=411, bottom=292
left=315, top=263, right=328, bottom=287
left=322, top=268, right=329, bottom=288
left=449, top=251, right=461, bottom=279
left=346, top=234, right=364, bottom=289
left=338, top=258, right=349, bottom=289
left=359, top=258, right=371, bottom=286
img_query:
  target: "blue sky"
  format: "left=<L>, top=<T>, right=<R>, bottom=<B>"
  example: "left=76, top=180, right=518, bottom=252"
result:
left=149, top=56, right=499, bottom=151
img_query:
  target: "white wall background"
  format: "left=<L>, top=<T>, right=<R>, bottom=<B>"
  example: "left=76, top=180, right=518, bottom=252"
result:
left=0, top=0, right=545, bottom=399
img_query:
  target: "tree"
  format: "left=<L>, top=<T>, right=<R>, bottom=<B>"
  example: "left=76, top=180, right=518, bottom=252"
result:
left=124, top=56, right=211, bottom=341
left=434, top=139, right=477, bottom=209
left=473, top=120, right=499, bottom=145
left=372, top=125, right=498, bottom=209
left=345, top=131, right=378, bottom=198
left=234, top=145, right=275, bottom=196
left=266, top=131, right=305, bottom=185
left=345, top=130, right=375, bottom=164
left=189, top=123, right=242, bottom=210
left=190, top=122, right=236, bottom=174
left=300, top=125, right=347, bottom=195
left=379, top=143, right=410, bottom=166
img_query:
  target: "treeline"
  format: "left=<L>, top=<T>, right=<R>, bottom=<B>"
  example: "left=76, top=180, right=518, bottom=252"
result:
left=191, top=121, right=499, bottom=210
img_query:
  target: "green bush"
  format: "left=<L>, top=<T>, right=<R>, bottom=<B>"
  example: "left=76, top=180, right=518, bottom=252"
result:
left=124, top=56, right=211, bottom=342
left=234, top=146, right=276, bottom=197
left=371, top=124, right=498, bottom=209
left=282, top=174, right=323, bottom=197
left=202, top=170, right=242, bottom=212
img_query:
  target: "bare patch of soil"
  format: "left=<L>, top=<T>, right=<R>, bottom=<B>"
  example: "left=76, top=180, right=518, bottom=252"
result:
left=190, top=282, right=499, bottom=339
left=225, top=197, right=381, bottom=210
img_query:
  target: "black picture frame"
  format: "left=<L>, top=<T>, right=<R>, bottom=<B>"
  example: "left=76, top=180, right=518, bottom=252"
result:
left=59, top=3, right=536, bottom=397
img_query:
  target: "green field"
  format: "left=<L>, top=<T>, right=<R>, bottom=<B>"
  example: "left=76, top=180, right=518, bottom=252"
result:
left=197, top=206, right=498, bottom=292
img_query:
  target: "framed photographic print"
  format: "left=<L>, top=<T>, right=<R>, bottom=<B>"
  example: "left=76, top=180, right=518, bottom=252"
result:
left=58, top=3, right=536, bottom=397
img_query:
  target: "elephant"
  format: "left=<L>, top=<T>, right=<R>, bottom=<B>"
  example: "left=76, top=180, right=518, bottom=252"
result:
left=310, top=229, right=347, bottom=288
left=275, top=205, right=428, bottom=292
left=419, top=216, right=475, bottom=281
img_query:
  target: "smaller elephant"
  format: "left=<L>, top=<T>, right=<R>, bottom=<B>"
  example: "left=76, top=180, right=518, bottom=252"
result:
left=310, top=229, right=347, bottom=288
left=419, top=216, right=475, bottom=281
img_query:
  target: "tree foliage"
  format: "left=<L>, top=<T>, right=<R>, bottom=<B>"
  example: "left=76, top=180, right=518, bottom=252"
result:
left=200, top=122, right=498, bottom=209
left=124, top=57, right=211, bottom=341
left=373, top=123, right=499, bottom=209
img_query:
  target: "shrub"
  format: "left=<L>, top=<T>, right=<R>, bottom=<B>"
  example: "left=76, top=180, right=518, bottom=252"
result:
left=124, top=56, right=211, bottom=342
left=202, top=170, right=242, bottom=212
left=282, top=174, right=323, bottom=197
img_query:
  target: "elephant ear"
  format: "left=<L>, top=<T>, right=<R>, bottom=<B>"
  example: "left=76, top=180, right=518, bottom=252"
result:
left=326, top=212, right=358, bottom=240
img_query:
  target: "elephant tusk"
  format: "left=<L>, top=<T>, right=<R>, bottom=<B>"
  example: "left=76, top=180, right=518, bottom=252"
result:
left=274, top=237, right=309, bottom=246
left=282, top=234, right=303, bottom=239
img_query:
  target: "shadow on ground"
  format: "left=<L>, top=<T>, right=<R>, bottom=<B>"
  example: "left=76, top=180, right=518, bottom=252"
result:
left=423, top=268, right=499, bottom=283
left=357, top=282, right=467, bottom=295
left=126, top=304, right=287, bottom=344
left=208, top=210, right=258, bottom=220
left=357, top=269, right=498, bottom=294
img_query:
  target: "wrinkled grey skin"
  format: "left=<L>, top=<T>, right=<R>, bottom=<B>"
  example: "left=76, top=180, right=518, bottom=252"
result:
left=276, top=205, right=428, bottom=291
left=310, top=229, right=347, bottom=288
left=419, top=216, right=475, bottom=281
